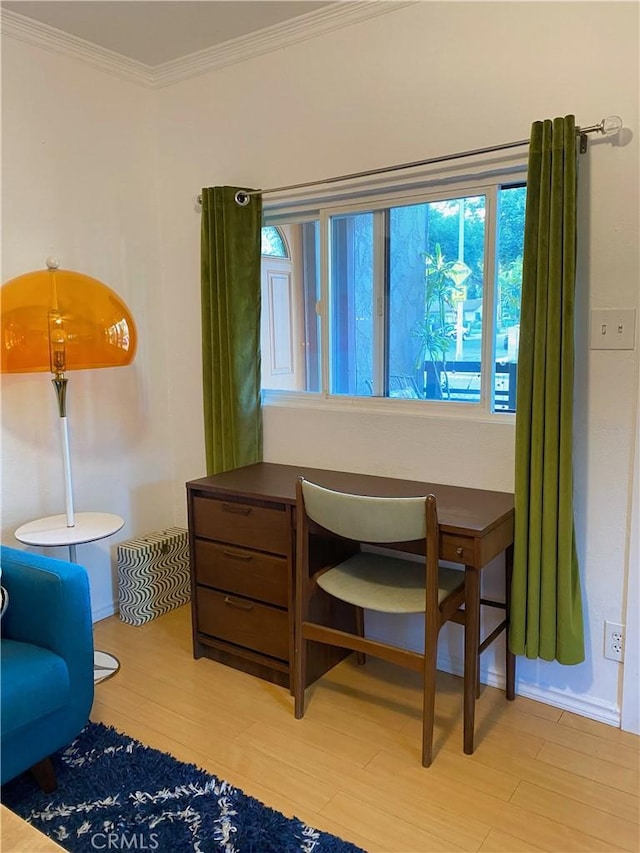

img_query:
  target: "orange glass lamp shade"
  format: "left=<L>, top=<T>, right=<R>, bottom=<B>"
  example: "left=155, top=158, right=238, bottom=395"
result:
left=1, top=264, right=137, bottom=376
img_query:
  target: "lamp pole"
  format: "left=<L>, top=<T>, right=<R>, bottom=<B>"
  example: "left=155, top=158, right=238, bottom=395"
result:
left=52, top=375, right=76, bottom=549
left=47, top=256, right=76, bottom=542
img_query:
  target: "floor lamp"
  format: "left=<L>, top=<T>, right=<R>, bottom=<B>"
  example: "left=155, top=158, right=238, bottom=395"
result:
left=1, top=257, right=137, bottom=683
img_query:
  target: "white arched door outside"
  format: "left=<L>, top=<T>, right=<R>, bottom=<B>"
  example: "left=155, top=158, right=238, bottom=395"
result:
left=260, top=226, right=304, bottom=391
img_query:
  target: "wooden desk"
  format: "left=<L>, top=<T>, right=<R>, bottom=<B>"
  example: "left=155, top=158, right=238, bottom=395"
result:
left=187, top=462, right=515, bottom=755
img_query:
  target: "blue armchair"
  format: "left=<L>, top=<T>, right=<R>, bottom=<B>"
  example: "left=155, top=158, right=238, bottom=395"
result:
left=0, top=545, right=94, bottom=790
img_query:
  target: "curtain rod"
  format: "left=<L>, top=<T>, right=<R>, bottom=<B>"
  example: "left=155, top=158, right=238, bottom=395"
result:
left=196, top=116, right=622, bottom=207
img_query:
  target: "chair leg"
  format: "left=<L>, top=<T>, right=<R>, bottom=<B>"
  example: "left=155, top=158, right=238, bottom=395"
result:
left=463, top=567, right=481, bottom=756
left=293, top=631, right=306, bottom=719
left=422, top=620, right=439, bottom=767
left=30, top=756, right=57, bottom=793
left=355, top=606, right=366, bottom=665
left=476, top=615, right=482, bottom=700
left=293, top=523, right=306, bottom=718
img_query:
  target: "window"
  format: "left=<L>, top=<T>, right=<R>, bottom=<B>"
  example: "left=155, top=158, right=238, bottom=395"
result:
left=261, top=174, right=526, bottom=413
left=261, top=226, right=289, bottom=258
left=260, top=224, right=321, bottom=392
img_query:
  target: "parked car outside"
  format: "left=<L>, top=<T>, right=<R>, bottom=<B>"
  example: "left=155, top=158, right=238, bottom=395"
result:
left=444, top=323, right=470, bottom=340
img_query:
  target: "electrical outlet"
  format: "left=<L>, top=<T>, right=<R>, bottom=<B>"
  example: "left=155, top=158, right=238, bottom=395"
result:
left=604, top=621, right=625, bottom=662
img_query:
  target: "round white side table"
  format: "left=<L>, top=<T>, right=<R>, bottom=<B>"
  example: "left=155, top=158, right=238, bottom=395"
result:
left=15, top=512, right=124, bottom=560
left=15, top=512, right=124, bottom=684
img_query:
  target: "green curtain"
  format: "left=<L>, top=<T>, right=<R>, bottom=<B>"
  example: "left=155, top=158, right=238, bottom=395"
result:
left=200, top=186, right=263, bottom=475
left=509, top=116, right=585, bottom=665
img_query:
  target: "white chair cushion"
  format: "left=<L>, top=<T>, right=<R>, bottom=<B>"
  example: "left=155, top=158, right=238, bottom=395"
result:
left=316, top=552, right=464, bottom=613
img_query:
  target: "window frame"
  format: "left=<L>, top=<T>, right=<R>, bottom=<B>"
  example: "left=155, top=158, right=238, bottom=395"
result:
left=262, top=161, right=527, bottom=421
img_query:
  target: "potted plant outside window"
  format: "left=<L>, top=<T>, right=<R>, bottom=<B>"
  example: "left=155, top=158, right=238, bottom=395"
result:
left=414, top=244, right=471, bottom=399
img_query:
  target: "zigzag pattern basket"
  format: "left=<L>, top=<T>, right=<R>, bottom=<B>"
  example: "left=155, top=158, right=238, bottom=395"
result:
left=117, top=527, right=191, bottom=626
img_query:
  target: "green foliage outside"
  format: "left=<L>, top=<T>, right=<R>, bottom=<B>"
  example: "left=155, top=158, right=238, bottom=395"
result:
left=412, top=186, right=525, bottom=399
left=414, top=244, right=471, bottom=398
left=424, top=187, right=525, bottom=330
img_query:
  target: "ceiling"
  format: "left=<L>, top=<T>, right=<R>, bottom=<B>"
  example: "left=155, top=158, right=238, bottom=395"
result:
left=0, top=1, right=335, bottom=66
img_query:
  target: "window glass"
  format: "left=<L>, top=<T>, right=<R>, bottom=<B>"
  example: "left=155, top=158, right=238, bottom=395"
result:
left=388, top=203, right=428, bottom=399
left=261, top=226, right=289, bottom=258
left=260, top=222, right=320, bottom=393
left=389, top=196, right=484, bottom=402
left=301, top=221, right=321, bottom=392
left=494, top=185, right=526, bottom=411
left=329, top=212, right=374, bottom=396
left=261, top=175, right=526, bottom=414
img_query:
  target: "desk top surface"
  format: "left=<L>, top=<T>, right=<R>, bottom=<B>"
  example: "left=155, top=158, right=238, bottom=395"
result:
left=187, top=462, right=513, bottom=538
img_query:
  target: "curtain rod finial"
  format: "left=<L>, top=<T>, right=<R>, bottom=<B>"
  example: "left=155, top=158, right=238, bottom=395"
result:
left=601, top=115, right=623, bottom=137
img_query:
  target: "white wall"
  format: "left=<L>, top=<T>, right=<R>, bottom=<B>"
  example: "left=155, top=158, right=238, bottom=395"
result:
left=156, top=1, right=639, bottom=723
left=0, top=39, right=175, bottom=618
left=621, top=366, right=640, bottom=733
left=2, top=1, right=638, bottom=724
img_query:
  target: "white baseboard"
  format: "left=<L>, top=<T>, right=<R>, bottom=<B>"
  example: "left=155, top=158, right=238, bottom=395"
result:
left=438, top=653, right=621, bottom=728
left=92, top=601, right=118, bottom=623
left=514, top=680, right=621, bottom=727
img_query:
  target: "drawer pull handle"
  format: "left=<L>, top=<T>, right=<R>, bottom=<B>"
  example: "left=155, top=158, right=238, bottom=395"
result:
left=222, top=503, right=252, bottom=516
left=223, top=550, right=253, bottom=562
left=456, top=547, right=464, bottom=556
left=223, top=596, right=255, bottom=611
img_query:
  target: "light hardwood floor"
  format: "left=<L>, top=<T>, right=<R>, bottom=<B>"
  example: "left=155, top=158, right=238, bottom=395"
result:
left=89, top=605, right=639, bottom=853
left=1, top=805, right=66, bottom=852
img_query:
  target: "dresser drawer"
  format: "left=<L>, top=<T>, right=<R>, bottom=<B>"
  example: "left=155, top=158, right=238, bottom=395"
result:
left=192, top=496, right=289, bottom=556
left=196, top=587, right=289, bottom=661
left=194, top=539, right=288, bottom=607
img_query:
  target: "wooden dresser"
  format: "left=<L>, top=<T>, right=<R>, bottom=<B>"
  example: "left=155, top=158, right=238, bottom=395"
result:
left=186, top=462, right=515, bottom=692
left=188, top=480, right=293, bottom=686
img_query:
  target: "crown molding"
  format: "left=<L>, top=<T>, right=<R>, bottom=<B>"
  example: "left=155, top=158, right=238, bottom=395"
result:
left=151, top=2, right=417, bottom=88
left=0, top=8, right=153, bottom=86
left=0, top=2, right=417, bottom=90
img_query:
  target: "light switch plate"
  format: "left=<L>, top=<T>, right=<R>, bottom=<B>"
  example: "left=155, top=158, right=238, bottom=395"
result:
left=590, top=308, right=637, bottom=350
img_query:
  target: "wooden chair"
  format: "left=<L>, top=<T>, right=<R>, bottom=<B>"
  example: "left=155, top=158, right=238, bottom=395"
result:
left=293, top=477, right=471, bottom=767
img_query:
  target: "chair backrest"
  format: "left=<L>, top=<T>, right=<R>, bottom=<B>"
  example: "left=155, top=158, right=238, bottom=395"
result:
left=299, top=478, right=434, bottom=544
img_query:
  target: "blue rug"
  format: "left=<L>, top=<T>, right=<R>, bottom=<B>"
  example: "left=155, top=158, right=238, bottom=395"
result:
left=1, top=722, right=366, bottom=852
